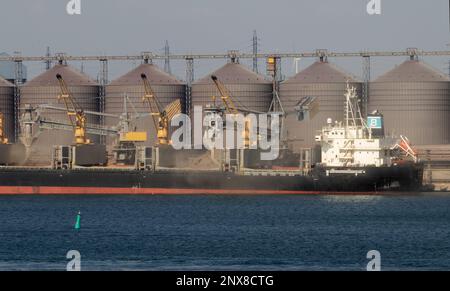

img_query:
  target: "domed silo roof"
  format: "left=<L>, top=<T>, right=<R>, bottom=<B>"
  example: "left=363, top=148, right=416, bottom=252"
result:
left=20, top=64, right=100, bottom=165
left=279, top=60, right=362, bottom=152
left=106, top=63, right=186, bottom=146
left=191, top=62, right=273, bottom=113
left=23, top=64, right=98, bottom=87
left=369, top=60, right=450, bottom=145
left=0, top=76, right=14, bottom=87
left=374, top=60, right=449, bottom=82
left=109, top=63, right=183, bottom=86
left=0, top=76, right=14, bottom=143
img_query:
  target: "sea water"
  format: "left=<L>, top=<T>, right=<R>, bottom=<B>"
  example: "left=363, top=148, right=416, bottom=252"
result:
left=0, top=193, right=449, bottom=271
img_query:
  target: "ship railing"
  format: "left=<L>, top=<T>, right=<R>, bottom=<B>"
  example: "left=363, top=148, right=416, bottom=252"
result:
left=240, top=168, right=305, bottom=177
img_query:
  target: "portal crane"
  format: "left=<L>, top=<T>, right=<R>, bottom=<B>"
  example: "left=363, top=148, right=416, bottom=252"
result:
left=56, top=74, right=90, bottom=145
left=141, top=73, right=181, bottom=145
left=209, top=75, right=264, bottom=149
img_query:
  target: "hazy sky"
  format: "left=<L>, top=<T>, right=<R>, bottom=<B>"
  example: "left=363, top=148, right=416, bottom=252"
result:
left=1, top=0, right=450, bottom=81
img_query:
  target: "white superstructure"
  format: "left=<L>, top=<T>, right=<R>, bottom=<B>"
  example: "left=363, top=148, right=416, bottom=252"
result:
left=315, top=83, right=416, bottom=168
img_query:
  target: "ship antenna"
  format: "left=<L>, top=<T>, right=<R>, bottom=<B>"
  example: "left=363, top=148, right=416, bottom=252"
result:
left=344, top=81, right=356, bottom=133
left=345, top=81, right=350, bottom=132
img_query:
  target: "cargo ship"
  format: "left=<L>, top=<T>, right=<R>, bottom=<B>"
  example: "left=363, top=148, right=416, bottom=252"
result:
left=0, top=84, right=424, bottom=195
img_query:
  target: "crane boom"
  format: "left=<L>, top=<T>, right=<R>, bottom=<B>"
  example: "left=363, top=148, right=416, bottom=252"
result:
left=141, top=73, right=163, bottom=130
left=37, top=118, right=118, bottom=136
left=141, top=73, right=181, bottom=145
left=210, top=75, right=264, bottom=115
left=56, top=74, right=90, bottom=145
left=210, top=75, right=262, bottom=148
left=38, top=104, right=119, bottom=118
left=211, top=75, right=239, bottom=115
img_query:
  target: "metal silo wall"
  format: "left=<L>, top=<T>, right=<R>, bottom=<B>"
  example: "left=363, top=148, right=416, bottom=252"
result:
left=0, top=86, right=15, bottom=142
left=105, top=84, right=186, bottom=146
left=279, top=82, right=362, bottom=151
left=369, top=82, right=450, bottom=145
left=191, top=83, right=273, bottom=112
left=20, top=85, right=100, bottom=165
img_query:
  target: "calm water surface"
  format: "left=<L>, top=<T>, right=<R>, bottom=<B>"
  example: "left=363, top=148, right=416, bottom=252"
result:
left=0, top=193, right=449, bottom=270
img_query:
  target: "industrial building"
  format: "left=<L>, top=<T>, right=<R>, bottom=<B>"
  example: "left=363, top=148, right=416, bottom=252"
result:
left=0, top=48, right=450, bottom=190
left=20, top=63, right=100, bottom=165
left=369, top=58, right=450, bottom=146
left=106, top=62, right=185, bottom=147
left=279, top=58, right=362, bottom=151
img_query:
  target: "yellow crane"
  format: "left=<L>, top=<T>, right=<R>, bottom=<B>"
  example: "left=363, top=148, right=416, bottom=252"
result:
left=210, top=75, right=258, bottom=148
left=211, top=75, right=239, bottom=115
left=141, top=73, right=181, bottom=145
left=56, top=73, right=90, bottom=145
left=0, top=112, right=8, bottom=144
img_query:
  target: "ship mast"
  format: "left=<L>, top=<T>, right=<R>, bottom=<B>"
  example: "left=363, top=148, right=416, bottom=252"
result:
left=344, top=82, right=357, bottom=137
left=344, top=82, right=371, bottom=139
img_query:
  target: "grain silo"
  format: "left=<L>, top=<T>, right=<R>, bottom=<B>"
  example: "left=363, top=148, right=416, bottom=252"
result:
left=279, top=59, right=362, bottom=151
left=20, top=64, right=100, bottom=165
left=369, top=59, right=450, bottom=145
left=0, top=76, right=14, bottom=142
left=105, top=63, right=186, bottom=146
left=191, top=60, right=273, bottom=113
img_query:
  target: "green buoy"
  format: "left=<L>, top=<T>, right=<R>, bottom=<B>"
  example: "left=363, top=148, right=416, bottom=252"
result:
left=74, top=211, right=81, bottom=230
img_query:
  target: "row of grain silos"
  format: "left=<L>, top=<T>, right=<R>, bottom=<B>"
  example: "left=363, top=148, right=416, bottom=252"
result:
left=281, top=58, right=450, bottom=152
left=4, top=57, right=450, bottom=165
left=13, top=60, right=273, bottom=164
left=13, top=62, right=188, bottom=164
